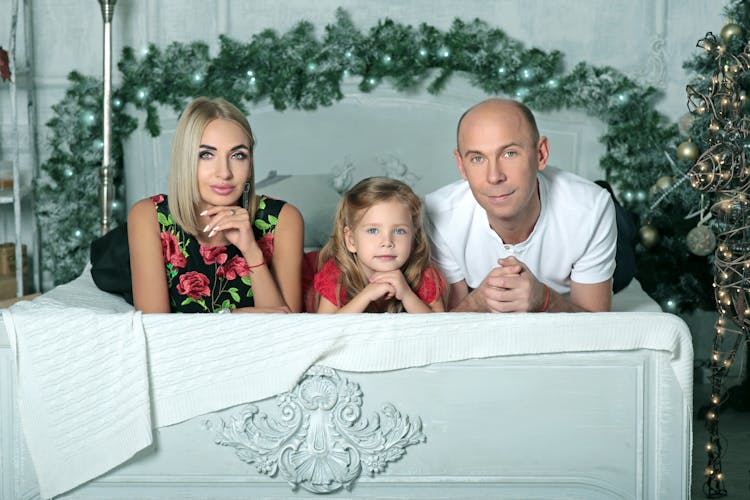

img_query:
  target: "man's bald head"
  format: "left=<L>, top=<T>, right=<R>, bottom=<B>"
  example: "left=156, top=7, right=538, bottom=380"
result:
left=456, top=98, right=540, bottom=155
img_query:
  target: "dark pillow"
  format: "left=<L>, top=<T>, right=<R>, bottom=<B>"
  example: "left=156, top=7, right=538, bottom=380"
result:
left=595, top=180, right=636, bottom=294
left=90, top=223, right=133, bottom=304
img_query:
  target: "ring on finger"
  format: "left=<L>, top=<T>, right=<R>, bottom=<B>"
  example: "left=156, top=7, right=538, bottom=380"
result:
left=230, top=209, right=236, bottom=216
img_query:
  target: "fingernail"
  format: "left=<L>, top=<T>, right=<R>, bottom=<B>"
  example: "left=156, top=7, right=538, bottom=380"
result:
left=199, top=210, right=208, bottom=216
left=208, top=229, right=216, bottom=238
left=202, top=224, right=210, bottom=233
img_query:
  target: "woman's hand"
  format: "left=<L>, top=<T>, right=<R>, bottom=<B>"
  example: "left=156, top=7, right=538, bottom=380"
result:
left=200, top=205, right=263, bottom=262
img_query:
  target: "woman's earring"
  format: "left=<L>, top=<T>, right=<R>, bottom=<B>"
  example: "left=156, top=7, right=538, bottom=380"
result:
left=242, top=181, right=251, bottom=209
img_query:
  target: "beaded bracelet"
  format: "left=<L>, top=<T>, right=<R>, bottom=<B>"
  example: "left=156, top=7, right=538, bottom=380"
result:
left=539, top=285, right=551, bottom=312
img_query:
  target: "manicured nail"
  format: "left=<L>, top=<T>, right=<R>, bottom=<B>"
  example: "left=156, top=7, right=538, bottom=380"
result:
left=202, top=224, right=210, bottom=233
left=208, top=229, right=216, bottom=238
left=199, top=210, right=208, bottom=216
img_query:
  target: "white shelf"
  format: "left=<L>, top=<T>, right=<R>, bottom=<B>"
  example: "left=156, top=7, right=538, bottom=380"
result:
left=0, top=185, right=31, bottom=205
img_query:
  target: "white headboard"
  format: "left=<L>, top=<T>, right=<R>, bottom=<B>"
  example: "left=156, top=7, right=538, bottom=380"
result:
left=124, top=77, right=607, bottom=247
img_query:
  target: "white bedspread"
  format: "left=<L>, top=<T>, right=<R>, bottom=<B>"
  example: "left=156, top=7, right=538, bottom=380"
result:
left=2, top=270, right=691, bottom=499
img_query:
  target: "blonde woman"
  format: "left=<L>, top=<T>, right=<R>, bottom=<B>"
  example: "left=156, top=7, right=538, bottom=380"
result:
left=128, top=97, right=303, bottom=313
left=314, top=177, right=445, bottom=313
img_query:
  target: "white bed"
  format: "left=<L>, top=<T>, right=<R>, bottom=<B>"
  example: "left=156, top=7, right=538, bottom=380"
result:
left=2, top=79, right=692, bottom=499
left=0, top=267, right=692, bottom=499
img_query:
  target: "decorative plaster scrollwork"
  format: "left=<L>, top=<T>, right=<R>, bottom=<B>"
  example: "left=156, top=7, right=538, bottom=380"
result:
left=209, top=366, right=425, bottom=493
left=635, top=0, right=667, bottom=88
left=380, top=155, right=420, bottom=186
left=635, top=35, right=667, bottom=88
left=331, top=160, right=355, bottom=194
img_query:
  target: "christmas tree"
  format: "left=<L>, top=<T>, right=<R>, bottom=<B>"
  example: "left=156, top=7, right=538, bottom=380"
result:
left=681, top=1, right=750, bottom=496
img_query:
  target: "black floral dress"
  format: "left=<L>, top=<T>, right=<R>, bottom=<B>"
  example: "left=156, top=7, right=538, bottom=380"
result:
left=151, top=194, right=285, bottom=313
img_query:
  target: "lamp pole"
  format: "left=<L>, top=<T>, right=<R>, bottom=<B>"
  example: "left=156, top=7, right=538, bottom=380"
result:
left=98, top=0, right=117, bottom=234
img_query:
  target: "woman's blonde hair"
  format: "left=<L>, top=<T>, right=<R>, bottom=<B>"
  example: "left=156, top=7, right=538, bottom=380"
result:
left=168, top=96, right=256, bottom=235
left=318, top=177, right=434, bottom=312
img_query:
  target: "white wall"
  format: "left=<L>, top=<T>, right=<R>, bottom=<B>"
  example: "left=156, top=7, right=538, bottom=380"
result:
left=0, top=0, right=730, bottom=292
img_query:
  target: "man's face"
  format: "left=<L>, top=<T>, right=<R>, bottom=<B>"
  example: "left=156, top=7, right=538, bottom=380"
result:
left=454, top=103, right=548, bottom=238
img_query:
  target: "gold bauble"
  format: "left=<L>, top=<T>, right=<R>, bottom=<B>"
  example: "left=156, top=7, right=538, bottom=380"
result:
left=639, top=224, right=660, bottom=249
left=676, top=140, right=699, bottom=162
left=655, top=175, right=673, bottom=191
left=686, top=224, right=716, bottom=256
left=720, top=22, right=743, bottom=43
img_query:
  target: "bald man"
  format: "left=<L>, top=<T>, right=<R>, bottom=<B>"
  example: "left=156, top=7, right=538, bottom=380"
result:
left=425, top=98, right=616, bottom=313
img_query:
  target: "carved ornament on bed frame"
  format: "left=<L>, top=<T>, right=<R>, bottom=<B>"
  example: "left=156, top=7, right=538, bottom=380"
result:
left=207, top=366, right=425, bottom=493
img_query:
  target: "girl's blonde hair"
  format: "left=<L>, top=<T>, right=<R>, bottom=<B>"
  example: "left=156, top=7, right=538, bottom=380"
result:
left=318, top=176, right=434, bottom=312
left=168, top=96, right=256, bottom=235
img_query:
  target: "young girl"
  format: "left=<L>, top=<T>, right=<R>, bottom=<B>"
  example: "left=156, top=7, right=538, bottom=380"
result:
left=128, top=97, right=304, bottom=313
left=314, top=177, right=445, bottom=313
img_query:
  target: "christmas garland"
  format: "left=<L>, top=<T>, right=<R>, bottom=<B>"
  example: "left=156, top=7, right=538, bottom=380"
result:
left=35, top=8, right=711, bottom=311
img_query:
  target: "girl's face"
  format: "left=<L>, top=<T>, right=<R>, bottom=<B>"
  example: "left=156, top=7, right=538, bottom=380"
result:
left=196, top=118, right=252, bottom=209
left=344, top=199, right=414, bottom=277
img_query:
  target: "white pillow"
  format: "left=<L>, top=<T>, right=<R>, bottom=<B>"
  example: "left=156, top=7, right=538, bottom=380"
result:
left=257, top=172, right=340, bottom=249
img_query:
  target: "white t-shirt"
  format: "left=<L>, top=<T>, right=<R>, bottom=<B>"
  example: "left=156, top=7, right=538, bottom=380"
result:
left=425, top=166, right=616, bottom=294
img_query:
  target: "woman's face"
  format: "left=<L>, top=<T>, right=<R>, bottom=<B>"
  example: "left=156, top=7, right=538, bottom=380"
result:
left=196, top=118, right=252, bottom=208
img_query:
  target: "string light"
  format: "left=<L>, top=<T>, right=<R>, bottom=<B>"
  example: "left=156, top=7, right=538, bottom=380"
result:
left=689, top=29, right=750, bottom=498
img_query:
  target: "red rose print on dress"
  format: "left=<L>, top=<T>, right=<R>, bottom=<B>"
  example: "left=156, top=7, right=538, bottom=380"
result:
left=176, top=271, right=211, bottom=300
left=150, top=194, right=164, bottom=204
left=257, top=232, right=274, bottom=263
left=220, top=256, right=251, bottom=280
left=161, top=232, right=186, bottom=268
left=200, top=245, right=228, bottom=265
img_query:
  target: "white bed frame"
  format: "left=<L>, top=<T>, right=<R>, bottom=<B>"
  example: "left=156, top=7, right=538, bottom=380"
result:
left=1, top=270, right=691, bottom=499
